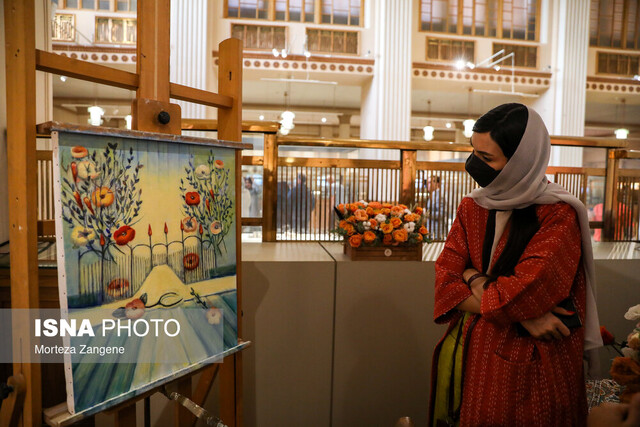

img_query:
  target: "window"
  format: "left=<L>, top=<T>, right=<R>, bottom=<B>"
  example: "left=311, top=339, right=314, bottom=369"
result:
left=231, top=24, right=286, bottom=50
left=590, top=0, right=640, bottom=49
left=95, top=16, right=137, bottom=44
left=275, top=0, right=315, bottom=22
left=426, top=38, right=475, bottom=62
left=52, top=14, right=76, bottom=42
left=420, top=0, right=538, bottom=41
left=493, top=43, right=537, bottom=67
left=306, top=28, right=358, bottom=54
left=321, top=0, right=361, bottom=26
left=226, top=0, right=270, bottom=19
left=58, top=0, right=111, bottom=9
left=116, top=0, right=137, bottom=11
left=224, top=0, right=362, bottom=25
left=596, top=52, right=640, bottom=75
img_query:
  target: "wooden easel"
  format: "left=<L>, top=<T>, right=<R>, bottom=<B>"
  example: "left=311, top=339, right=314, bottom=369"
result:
left=5, top=0, right=245, bottom=425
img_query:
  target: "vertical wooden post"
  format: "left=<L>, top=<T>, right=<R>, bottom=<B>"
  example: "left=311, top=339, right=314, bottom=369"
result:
left=4, top=1, right=42, bottom=426
left=262, top=133, right=278, bottom=242
left=137, top=0, right=170, bottom=102
left=400, top=150, right=417, bottom=207
left=217, top=37, right=243, bottom=427
left=603, top=149, right=620, bottom=241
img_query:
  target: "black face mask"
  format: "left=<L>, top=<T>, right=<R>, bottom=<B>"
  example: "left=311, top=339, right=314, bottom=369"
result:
left=465, top=153, right=501, bottom=187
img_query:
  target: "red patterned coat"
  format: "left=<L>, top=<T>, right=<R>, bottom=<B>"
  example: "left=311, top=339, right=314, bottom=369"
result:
left=430, top=197, right=588, bottom=426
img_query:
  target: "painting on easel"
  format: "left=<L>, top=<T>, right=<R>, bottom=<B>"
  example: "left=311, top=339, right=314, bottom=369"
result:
left=52, top=127, right=240, bottom=415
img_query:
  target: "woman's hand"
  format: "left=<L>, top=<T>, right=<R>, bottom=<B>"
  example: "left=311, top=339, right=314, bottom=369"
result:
left=520, top=306, right=573, bottom=340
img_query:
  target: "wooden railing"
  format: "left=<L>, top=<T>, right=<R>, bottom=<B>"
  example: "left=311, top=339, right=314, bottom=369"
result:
left=35, top=123, right=637, bottom=243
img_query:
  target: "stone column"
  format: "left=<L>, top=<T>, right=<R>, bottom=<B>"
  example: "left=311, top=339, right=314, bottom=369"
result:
left=533, top=0, right=589, bottom=166
left=170, top=0, right=208, bottom=121
left=360, top=0, right=412, bottom=142
left=338, top=114, right=351, bottom=139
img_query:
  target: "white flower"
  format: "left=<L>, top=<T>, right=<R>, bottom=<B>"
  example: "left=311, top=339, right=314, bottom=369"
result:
left=71, top=226, right=95, bottom=247
left=195, top=164, right=211, bottom=180
left=624, top=304, right=640, bottom=321
left=363, top=221, right=371, bottom=230
left=404, top=209, right=411, bottom=214
left=358, top=200, right=368, bottom=207
left=77, top=160, right=100, bottom=180
left=621, top=347, right=640, bottom=362
left=375, top=214, right=387, bottom=223
left=205, top=307, right=222, bottom=325
left=403, top=222, right=415, bottom=233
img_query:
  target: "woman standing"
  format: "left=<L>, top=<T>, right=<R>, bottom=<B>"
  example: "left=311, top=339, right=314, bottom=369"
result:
left=430, top=104, right=602, bottom=426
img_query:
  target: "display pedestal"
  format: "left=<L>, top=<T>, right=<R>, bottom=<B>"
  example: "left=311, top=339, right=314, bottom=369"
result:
left=343, top=244, right=422, bottom=261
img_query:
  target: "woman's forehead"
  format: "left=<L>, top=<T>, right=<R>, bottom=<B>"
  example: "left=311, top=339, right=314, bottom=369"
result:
left=471, top=132, right=501, bottom=154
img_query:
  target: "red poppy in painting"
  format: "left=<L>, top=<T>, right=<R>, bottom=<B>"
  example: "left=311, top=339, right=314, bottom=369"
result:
left=183, top=253, right=200, bottom=271
left=107, top=278, right=130, bottom=298
left=113, top=225, right=136, bottom=246
left=185, top=192, right=200, bottom=206
left=125, top=298, right=145, bottom=319
left=214, top=159, right=224, bottom=169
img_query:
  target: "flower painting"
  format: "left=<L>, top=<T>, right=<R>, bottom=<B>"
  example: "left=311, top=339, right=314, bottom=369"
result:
left=52, top=129, right=242, bottom=416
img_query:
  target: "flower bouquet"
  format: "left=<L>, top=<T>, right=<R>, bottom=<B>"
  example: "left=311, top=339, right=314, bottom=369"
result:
left=333, top=201, right=430, bottom=261
left=604, top=304, right=640, bottom=403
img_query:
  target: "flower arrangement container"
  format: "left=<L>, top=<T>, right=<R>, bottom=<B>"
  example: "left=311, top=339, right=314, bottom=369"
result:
left=344, top=243, right=423, bottom=261
left=333, top=201, right=429, bottom=261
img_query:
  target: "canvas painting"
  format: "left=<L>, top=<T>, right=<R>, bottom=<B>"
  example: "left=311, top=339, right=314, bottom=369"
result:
left=52, top=129, right=241, bottom=415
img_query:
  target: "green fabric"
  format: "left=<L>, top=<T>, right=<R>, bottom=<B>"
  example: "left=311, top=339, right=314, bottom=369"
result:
left=433, top=313, right=469, bottom=427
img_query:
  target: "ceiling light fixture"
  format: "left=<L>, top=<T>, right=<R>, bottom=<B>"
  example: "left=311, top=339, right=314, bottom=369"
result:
left=60, top=75, right=67, bottom=82
left=321, top=117, right=327, bottom=123
left=259, top=115, right=265, bottom=121
left=87, top=106, right=104, bottom=126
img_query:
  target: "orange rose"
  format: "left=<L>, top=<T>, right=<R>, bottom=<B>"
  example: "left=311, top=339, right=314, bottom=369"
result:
left=380, top=223, right=394, bottom=234
left=391, top=206, right=405, bottom=217
left=415, top=233, right=423, bottom=242
left=363, top=231, right=376, bottom=244
left=398, top=204, right=408, bottom=210
left=337, top=204, right=347, bottom=214
left=349, top=234, right=363, bottom=248
left=366, top=207, right=375, bottom=216
left=347, top=216, right=356, bottom=223
left=382, top=203, right=393, bottom=208
left=339, top=220, right=349, bottom=229
left=368, top=202, right=382, bottom=209
left=390, top=217, right=403, bottom=228
left=354, top=209, right=368, bottom=221
left=372, top=209, right=382, bottom=215
left=419, top=226, right=428, bottom=235
left=393, top=229, right=409, bottom=242
left=382, top=208, right=391, bottom=215
left=369, top=219, right=378, bottom=228
left=343, top=224, right=355, bottom=235
left=348, top=204, right=358, bottom=212
left=414, top=207, right=423, bottom=215
left=382, top=234, right=393, bottom=245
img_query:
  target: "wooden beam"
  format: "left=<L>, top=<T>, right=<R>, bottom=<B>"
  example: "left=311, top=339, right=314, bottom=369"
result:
left=182, top=119, right=278, bottom=133
left=137, top=0, right=170, bottom=101
left=4, top=2, right=42, bottom=426
left=262, top=133, right=278, bottom=242
left=36, top=49, right=138, bottom=90
left=0, top=374, right=26, bottom=427
left=170, top=83, right=233, bottom=109
left=400, top=150, right=417, bottom=206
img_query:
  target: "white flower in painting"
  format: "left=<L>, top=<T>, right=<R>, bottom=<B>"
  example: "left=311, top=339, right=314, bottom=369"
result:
left=71, top=226, right=95, bottom=247
left=195, top=164, right=211, bottom=180
left=403, top=222, right=415, bottom=233
left=363, top=221, right=371, bottom=230
left=358, top=200, right=368, bottom=207
left=77, top=160, right=100, bottom=180
left=375, top=214, right=387, bottom=223
left=404, top=209, right=411, bottom=215
left=624, top=304, right=640, bottom=321
left=206, top=307, right=222, bottom=325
